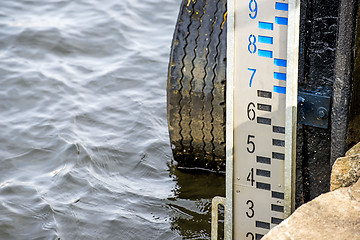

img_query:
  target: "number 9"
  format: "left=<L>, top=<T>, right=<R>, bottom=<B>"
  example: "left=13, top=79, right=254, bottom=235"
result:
left=249, top=0, right=258, bottom=19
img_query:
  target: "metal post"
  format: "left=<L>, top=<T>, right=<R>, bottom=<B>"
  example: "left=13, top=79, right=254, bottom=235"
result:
left=225, top=0, right=235, bottom=239
left=284, top=0, right=300, bottom=217
left=211, top=197, right=227, bottom=240
left=331, top=0, right=358, bottom=166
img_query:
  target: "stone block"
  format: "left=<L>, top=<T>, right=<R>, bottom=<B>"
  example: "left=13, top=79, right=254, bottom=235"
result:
left=262, top=178, right=360, bottom=240
left=330, top=153, right=360, bottom=191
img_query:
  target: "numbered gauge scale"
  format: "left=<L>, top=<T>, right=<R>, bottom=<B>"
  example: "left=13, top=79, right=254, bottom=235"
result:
left=230, top=0, right=298, bottom=239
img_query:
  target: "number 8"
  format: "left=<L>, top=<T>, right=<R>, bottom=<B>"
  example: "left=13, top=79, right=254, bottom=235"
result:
left=248, top=35, right=257, bottom=54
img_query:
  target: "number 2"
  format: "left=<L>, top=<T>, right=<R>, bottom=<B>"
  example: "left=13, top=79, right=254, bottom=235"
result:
left=246, top=232, right=254, bottom=240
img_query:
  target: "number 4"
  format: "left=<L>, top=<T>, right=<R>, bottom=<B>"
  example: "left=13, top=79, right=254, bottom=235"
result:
left=247, top=168, right=255, bottom=186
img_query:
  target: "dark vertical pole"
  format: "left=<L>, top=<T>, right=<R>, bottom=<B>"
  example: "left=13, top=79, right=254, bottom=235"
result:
left=331, top=0, right=358, bottom=166
left=296, top=0, right=340, bottom=206
left=348, top=4, right=360, bottom=148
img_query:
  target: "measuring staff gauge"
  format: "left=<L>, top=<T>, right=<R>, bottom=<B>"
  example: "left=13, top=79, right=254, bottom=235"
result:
left=225, top=0, right=299, bottom=239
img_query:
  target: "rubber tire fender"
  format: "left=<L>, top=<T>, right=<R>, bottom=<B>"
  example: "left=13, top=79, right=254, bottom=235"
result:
left=167, top=0, right=227, bottom=171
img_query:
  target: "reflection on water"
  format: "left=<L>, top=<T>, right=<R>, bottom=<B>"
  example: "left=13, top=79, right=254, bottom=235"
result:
left=168, top=168, right=225, bottom=239
left=0, top=0, right=225, bottom=239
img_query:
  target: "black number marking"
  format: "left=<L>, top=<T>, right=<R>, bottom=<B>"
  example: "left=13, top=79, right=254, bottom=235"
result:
left=272, top=191, right=285, bottom=200
left=271, top=204, right=284, bottom=213
left=247, top=102, right=256, bottom=120
left=271, top=217, right=283, bottom=225
left=256, top=182, right=271, bottom=191
left=247, top=168, right=255, bottom=186
left=257, top=117, right=271, bottom=125
left=257, top=103, right=272, bottom=112
left=246, top=232, right=254, bottom=240
left=272, top=152, right=285, bottom=160
left=273, top=126, right=285, bottom=134
left=256, top=221, right=270, bottom=229
left=247, top=135, right=255, bottom=153
left=246, top=200, right=254, bottom=218
left=256, top=156, right=271, bottom=164
left=257, top=90, right=272, bottom=99
left=256, top=169, right=271, bottom=177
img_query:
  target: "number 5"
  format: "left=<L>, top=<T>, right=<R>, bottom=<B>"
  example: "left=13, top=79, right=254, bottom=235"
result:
left=247, top=135, right=255, bottom=153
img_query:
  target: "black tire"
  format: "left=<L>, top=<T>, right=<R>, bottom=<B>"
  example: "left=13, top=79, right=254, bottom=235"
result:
left=167, top=0, right=227, bottom=171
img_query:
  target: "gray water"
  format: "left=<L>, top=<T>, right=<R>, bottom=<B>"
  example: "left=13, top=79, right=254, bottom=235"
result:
left=0, top=0, right=225, bottom=239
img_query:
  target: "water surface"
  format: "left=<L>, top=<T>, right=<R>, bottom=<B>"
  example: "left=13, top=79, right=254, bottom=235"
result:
left=0, top=0, right=225, bottom=239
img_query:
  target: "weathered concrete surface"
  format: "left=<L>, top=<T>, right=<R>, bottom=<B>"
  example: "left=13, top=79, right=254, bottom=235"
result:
left=262, top=179, right=360, bottom=240
left=330, top=153, right=360, bottom=191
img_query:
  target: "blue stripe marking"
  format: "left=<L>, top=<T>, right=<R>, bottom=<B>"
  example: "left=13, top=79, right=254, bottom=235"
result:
left=274, top=58, right=287, bottom=67
left=274, top=72, right=286, bottom=81
left=275, top=17, right=288, bottom=25
left=275, top=2, right=288, bottom=11
left=274, top=86, right=286, bottom=94
left=258, top=36, right=273, bottom=44
left=258, top=49, right=273, bottom=58
left=259, top=22, right=274, bottom=30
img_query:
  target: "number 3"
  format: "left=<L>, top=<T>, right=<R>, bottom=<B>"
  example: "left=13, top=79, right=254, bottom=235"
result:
left=246, top=200, right=255, bottom=218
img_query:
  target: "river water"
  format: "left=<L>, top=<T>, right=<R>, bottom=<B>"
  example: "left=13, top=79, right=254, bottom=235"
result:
left=0, top=0, right=225, bottom=239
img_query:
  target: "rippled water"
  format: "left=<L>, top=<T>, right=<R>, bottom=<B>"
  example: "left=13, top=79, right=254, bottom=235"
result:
left=0, top=0, right=225, bottom=239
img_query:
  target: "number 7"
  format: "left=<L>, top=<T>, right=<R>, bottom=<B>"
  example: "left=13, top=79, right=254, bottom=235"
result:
left=248, top=68, right=256, bottom=87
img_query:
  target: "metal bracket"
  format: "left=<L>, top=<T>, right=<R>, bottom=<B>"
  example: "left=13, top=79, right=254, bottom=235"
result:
left=298, top=92, right=331, bottom=129
left=211, top=196, right=226, bottom=240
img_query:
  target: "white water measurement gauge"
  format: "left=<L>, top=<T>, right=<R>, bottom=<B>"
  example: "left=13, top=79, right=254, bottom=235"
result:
left=225, top=0, right=300, bottom=239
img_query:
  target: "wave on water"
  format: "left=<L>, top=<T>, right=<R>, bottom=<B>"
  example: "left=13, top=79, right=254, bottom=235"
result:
left=0, top=0, right=225, bottom=239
